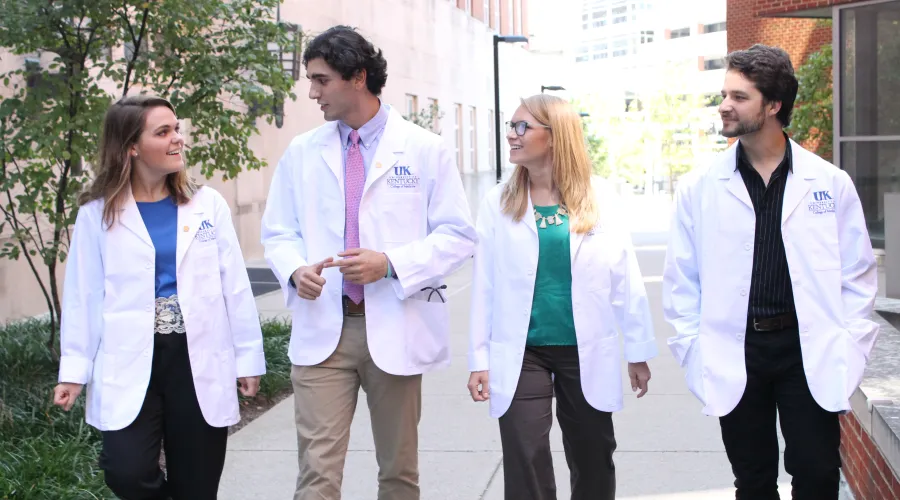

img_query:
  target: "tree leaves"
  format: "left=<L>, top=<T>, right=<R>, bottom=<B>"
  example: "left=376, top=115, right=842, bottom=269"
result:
left=0, top=0, right=298, bottom=345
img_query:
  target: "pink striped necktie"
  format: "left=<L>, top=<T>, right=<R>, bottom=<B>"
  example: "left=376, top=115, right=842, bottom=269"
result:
left=343, top=130, right=365, bottom=304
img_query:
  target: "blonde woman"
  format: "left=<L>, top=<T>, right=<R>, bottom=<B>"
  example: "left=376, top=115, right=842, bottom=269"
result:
left=467, top=94, right=656, bottom=500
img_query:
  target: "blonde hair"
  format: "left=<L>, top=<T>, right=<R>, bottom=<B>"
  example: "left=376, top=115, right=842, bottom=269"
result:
left=79, top=95, right=197, bottom=228
left=500, top=94, right=599, bottom=233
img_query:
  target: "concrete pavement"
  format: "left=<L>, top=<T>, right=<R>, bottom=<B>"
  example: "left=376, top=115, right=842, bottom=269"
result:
left=220, top=172, right=844, bottom=499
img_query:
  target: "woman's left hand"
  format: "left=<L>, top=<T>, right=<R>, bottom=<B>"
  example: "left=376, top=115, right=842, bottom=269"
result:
left=628, top=362, right=651, bottom=398
left=238, top=376, right=261, bottom=397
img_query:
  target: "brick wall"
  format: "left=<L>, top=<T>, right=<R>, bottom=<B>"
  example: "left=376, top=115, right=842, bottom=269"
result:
left=840, top=411, right=900, bottom=499
left=726, top=0, right=833, bottom=67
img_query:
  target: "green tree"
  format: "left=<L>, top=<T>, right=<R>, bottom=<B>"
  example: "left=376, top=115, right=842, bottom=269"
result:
left=0, top=0, right=297, bottom=352
left=789, top=42, right=833, bottom=160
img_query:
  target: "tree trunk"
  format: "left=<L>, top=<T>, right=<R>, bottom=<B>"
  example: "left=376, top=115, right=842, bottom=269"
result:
left=47, top=259, right=61, bottom=359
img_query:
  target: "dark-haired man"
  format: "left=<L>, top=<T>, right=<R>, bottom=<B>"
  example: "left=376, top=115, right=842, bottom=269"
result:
left=663, top=44, right=879, bottom=499
left=261, top=26, right=476, bottom=500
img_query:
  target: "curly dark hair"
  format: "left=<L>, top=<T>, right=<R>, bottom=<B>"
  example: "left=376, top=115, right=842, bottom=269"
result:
left=302, top=26, right=388, bottom=96
left=725, top=44, right=799, bottom=127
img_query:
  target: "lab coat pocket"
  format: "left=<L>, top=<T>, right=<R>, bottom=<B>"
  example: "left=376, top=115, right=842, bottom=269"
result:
left=578, top=335, right=622, bottom=412
left=404, top=297, right=450, bottom=367
left=683, top=338, right=707, bottom=406
left=192, top=243, right=223, bottom=297
left=804, top=216, right=840, bottom=270
left=380, top=193, right=425, bottom=242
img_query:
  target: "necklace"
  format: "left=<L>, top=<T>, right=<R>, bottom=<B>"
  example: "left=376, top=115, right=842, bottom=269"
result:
left=534, top=205, right=568, bottom=229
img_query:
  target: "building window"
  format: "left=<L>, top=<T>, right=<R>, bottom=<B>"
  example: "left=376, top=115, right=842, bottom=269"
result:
left=406, top=94, right=418, bottom=117
left=640, top=30, right=654, bottom=44
left=612, top=5, right=628, bottom=24
left=465, top=0, right=472, bottom=14
left=508, top=0, right=514, bottom=34
left=469, top=106, right=478, bottom=171
left=427, top=98, right=440, bottom=133
left=670, top=27, right=690, bottom=39
left=837, top=0, right=900, bottom=248
left=484, top=0, right=490, bottom=22
left=454, top=104, right=464, bottom=172
left=494, top=0, right=501, bottom=30
left=612, top=37, right=628, bottom=57
left=703, top=57, right=726, bottom=70
left=703, top=22, right=726, bottom=34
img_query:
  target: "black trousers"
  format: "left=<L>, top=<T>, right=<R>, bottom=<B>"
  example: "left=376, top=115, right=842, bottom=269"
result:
left=99, top=333, right=228, bottom=500
left=719, top=325, right=841, bottom=500
left=498, top=346, right=616, bottom=500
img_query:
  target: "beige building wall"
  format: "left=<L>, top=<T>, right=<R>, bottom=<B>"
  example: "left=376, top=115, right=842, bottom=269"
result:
left=1, top=0, right=546, bottom=322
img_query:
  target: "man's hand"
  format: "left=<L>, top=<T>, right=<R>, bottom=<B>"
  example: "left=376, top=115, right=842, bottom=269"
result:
left=52, top=383, right=84, bottom=411
left=291, top=257, right=334, bottom=300
left=628, top=362, right=651, bottom=398
left=238, top=376, right=261, bottom=397
left=322, top=249, right=388, bottom=285
left=467, top=371, right=490, bottom=402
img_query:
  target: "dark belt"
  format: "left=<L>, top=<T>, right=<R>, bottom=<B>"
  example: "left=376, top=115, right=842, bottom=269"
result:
left=342, top=296, right=365, bottom=316
left=748, top=312, right=797, bottom=332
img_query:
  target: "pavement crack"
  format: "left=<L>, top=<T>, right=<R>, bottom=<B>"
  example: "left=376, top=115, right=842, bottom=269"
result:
left=479, top=457, right=503, bottom=500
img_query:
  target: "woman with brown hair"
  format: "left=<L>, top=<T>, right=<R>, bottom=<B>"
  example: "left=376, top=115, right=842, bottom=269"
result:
left=467, top=94, right=656, bottom=500
left=52, top=95, right=265, bottom=499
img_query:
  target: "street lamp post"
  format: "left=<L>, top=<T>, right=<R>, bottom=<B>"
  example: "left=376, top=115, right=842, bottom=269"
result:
left=494, top=34, right=529, bottom=183
left=541, top=85, right=566, bottom=93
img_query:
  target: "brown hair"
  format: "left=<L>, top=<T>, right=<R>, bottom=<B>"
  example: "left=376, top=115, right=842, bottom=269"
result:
left=501, top=94, right=599, bottom=233
left=79, top=95, right=197, bottom=228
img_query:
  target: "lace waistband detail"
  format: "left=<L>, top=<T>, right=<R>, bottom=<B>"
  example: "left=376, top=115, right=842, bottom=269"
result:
left=155, top=295, right=185, bottom=334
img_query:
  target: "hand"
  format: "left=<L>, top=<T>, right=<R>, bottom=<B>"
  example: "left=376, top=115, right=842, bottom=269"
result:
left=467, top=371, right=490, bottom=402
left=238, top=376, right=261, bottom=397
left=52, top=383, right=84, bottom=411
left=322, top=248, right=388, bottom=285
left=628, top=362, right=651, bottom=398
left=291, top=257, right=334, bottom=300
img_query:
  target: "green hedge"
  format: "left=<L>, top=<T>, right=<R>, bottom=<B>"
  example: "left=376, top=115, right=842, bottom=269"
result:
left=0, top=317, right=291, bottom=500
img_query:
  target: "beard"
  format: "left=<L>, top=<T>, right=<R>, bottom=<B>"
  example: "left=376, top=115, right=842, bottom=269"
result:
left=721, top=106, right=767, bottom=138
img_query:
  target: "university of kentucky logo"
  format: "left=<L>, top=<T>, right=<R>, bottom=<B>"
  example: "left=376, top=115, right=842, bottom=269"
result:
left=808, top=190, right=836, bottom=215
left=195, top=219, right=216, bottom=242
left=387, top=165, right=419, bottom=189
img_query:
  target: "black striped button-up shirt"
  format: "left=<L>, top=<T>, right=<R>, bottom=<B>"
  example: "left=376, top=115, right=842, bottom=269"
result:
left=737, top=139, right=797, bottom=319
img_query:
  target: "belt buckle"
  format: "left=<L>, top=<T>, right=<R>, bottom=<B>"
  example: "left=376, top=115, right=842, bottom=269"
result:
left=342, top=296, right=365, bottom=317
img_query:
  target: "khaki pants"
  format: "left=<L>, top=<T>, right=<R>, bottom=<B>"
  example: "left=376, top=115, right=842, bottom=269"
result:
left=291, top=316, right=422, bottom=500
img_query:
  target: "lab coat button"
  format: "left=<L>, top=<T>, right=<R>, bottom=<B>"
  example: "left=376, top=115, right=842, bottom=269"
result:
left=145, top=262, right=152, bottom=269
left=744, top=243, right=751, bottom=251
left=145, top=305, right=151, bottom=312
left=737, top=333, right=744, bottom=341
left=740, top=289, right=747, bottom=296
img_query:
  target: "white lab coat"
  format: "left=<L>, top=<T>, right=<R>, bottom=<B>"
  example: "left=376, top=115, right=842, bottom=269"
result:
left=468, top=183, right=658, bottom=418
left=58, top=186, right=266, bottom=431
left=663, top=139, right=879, bottom=417
left=260, top=108, right=476, bottom=376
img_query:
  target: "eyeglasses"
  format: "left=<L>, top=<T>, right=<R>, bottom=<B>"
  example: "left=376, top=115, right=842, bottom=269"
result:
left=506, top=120, right=550, bottom=136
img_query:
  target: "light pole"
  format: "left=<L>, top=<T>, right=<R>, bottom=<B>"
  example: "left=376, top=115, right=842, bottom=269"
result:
left=541, top=85, right=566, bottom=93
left=494, top=34, right=529, bottom=183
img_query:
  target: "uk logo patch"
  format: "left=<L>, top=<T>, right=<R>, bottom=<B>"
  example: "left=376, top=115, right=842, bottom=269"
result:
left=808, top=190, right=836, bottom=214
left=387, top=165, right=419, bottom=189
left=195, top=219, right=216, bottom=242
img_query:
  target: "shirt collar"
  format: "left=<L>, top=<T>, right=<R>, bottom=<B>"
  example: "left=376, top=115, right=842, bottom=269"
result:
left=338, top=101, right=390, bottom=151
left=735, top=132, right=793, bottom=175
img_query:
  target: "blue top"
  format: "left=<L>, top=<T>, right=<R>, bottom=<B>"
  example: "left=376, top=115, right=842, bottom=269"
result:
left=337, top=101, right=391, bottom=175
left=136, top=197, right=178, bottom=298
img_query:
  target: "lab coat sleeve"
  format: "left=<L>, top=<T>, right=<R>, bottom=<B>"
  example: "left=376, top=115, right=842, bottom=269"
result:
left=468, top=194, right=495, bottom=372
left=610, top=227, right=658, bottom=363
left=386, top=140, right=476, bottom=299
left=260, top=146, right=308, bottom=308
left=835, top=170, right=879, bottom=360
left=662, top=181, right=702, bottom=367
left=58, top=205, right=103, bottom=385
left=214, top=192, right=266, bottom=378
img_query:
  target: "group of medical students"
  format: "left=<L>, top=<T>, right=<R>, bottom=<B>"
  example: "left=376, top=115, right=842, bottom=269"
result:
left=51, top=23, right=878, bottom=500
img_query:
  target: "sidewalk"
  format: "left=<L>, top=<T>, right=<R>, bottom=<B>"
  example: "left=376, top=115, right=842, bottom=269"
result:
left=220, top=172, right=846, bottom=499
